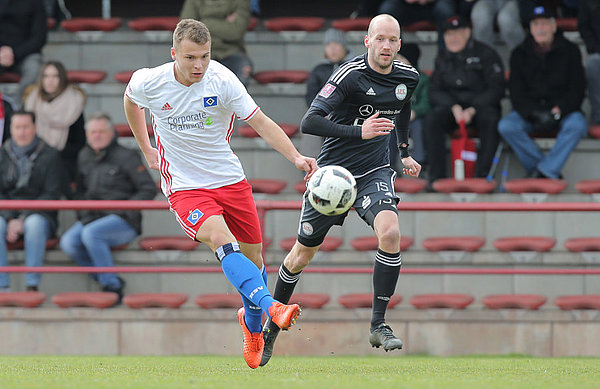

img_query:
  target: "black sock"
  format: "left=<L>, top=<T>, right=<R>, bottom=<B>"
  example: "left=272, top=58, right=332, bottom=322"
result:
left=371, top=249, right=401, bottom=329
left=267, top=264, right=302, bottom=332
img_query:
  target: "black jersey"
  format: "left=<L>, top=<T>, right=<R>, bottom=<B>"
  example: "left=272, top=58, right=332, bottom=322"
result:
left=304, top=53, right=419, bottom=178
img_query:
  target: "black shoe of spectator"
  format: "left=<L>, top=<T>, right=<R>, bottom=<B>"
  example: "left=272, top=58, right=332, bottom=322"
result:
left=26, top=285, right=38, bottom=292
left=103, top=278, right=126, bottom=306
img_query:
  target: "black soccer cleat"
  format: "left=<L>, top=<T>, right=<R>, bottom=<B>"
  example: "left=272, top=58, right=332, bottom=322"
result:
left=259, top=318, right=281, bottom=367
left=369, top=323, right=403, bottom=352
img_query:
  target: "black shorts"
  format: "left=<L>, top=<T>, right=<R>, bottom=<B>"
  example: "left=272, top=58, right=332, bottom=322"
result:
left=297, top=168, right=399, bottom=247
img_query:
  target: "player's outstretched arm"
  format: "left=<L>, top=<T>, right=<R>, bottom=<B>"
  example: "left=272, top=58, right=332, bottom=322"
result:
left=124, top=96, right=159, bottom=170
left=247, top=110, right=318, bottom=179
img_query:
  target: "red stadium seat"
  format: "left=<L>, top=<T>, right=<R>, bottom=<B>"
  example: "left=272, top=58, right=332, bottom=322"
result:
left=253, top=70, right=310, bottom=84
left=410, top=294, right=474, bottom=309
left=114, top=123, right=154, bottom=138
left=589, top=124, right=600, bottom=139
left=47, top=17, right=56, bottom=29
left=262, top=237, right=272, bottom=249
left=294, top=180, right=307, bottom=194
left=248, top=179, right=287, bottom=194
left=195, top=293, right=242, bottom=309
left=403, top=20, right=437, bottom=32
left=493, top=237, right=556, bottom=252
left=0, top=292, right=46, bottom=308
left=52, top=292, right=119, bottom=308
left=280, top=236, right=343, bottom=252
left=0, top=72, right=21, bottom=83
left=422, top=236, right=485, bottom=252
left=7, top=238, right=59, bottom=251
left=564, top=237, right=600, bottom=252
left=238, top=123, right=299, bottom=138
left=482, top=294, right=547, bottom=310
left=556, top=17, right=578, bottom=31
left=61, top=17, right=123, bottom=32
left=138, top=236, right=200, bottom=251
left=504, top=178, right=568, bottom=194
left=122, top=293, right=189, bottom=309
left=575, top=180, right=600, bottom=194
left=350, top=235, right=414, bottom=252
left=114, top=70, right=135, bottom=84
left=394, top=178, right=428, bottom=193
left=247, top=17, right=259, bottom=31
left=67, top=70, right=107, bottom=84
left=289, top=293, right=330, bottom=309
left=331, top=17, right=371, bottom=32
left=263, top=17, right=326, bottom=32
left=128, top=17, right=179, bottom=31
left=432, top=178, right=496, bottom=194
left=338, top=293, right=402, bottom=309
left=554, top=295, right=600, bottom=310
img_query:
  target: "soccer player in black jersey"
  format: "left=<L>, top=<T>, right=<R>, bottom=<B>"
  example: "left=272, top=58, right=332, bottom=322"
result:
left=260, top=14, right=421, bottom=366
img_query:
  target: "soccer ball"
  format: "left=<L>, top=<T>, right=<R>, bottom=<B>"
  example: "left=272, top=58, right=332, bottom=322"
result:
left=307, top=165, right=357, bottom=216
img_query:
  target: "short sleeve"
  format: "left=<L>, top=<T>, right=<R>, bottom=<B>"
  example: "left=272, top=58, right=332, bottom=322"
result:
left=125, top=68, right=151, bottom=109
left=220, top=71, right=260, bottom=121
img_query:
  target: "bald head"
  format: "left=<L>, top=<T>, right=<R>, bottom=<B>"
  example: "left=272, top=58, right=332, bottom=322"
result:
left=367, top=14, right=400, bottom=38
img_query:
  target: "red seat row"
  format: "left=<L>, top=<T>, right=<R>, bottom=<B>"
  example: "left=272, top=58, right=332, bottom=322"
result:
left=0, top=70, right=107, bottom=84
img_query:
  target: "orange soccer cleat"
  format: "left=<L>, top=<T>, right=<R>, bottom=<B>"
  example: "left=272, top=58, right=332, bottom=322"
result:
left=268, top=302, right=301, bottom=330
left=237, top=308, right=264, bottom=369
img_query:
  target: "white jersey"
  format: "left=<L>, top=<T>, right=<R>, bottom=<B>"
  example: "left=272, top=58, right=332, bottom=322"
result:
left=125, top=60, right=260, bottom=195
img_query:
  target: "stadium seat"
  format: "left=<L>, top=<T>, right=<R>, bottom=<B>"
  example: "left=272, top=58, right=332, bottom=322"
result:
left=195, top=293, right=242, bottom=309
left=47, top=17, right=56, bottom=29
left=114, top=70, right=135, bottom=84
left=263, top=17, right=326, bottom=32
left=589, top=124, right=600, bottom=139
left=294, top=180, right=307, bottom=194
left=482, top=294, right=547, bottom=310
left=338, top=293, right=402, bottom=309
left=409, top=294, right=474, bottom=309
left=394, top=178, right=428, bottom=194
left=279, top=236, right=343, bottom=252
left=128, top=17, right=179, bottom=31
left=432, top=178, right=496, bottom=194
left=554, top=295, right=600, bottom=310
left=122, top=293, right=189, bottom=309
left=422, top=236, right=485, bottom=252
left=556, top=17, right=578, bottom=31
left=6, top=238, right=59, bottom=251
left=66, top=70, right=107, bottom=84
left=248, top=179, right=287, bottom=194
left=0, top=72, right=21, bottom=83
left=52, top=292, right=119, bottom=308
left=138, top=236, right=200, bottom=251
left=403, top=20, right=437, bottom=32
left=564, top=237, right=600, bottom=252
left=350, top=235, right=414, bottom=252
left=114, top=123, right=154, bottom=138
left=262, top=237, right=272, bottom=249
left=61, top=17, right=123, bottom=32
left=575, top=180, right=600, bottom=194
left=504, top=178, right=568, bottom=195
left=493, top=237, right=556, bottom=252
left=253, top=70, right=310, bottom=84
left=0, top=292, right=46, bottom=308
left=331, top=17, right=371, bottom=31
left=238, top=123, right=299, bottom=138
left=247, top=17, right=259, bottom=31
left=289, top=293, right=330, bottom=309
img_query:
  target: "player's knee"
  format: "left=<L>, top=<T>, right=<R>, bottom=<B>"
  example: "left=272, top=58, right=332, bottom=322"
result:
left=377, top=225, right=401, bottom=250
left=285, top=243, right=317, bottom=272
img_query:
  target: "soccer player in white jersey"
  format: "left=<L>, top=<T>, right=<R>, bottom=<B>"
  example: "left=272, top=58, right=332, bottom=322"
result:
left=123, top=19, right=318, bottom=369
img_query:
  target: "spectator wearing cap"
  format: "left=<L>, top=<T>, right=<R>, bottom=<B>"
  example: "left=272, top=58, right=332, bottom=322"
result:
left=579, top=0, right=600, bottom=126
left=498, top=6, right=587, bottom=179
left=424, top=16, right=505, bottom=185
left=471, top=0, right=525, bottom=52
left=301, top=28, right=352, bottom=158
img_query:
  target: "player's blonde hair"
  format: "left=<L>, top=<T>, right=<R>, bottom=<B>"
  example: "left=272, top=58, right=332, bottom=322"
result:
left=173, top=19, right=211, bottom=49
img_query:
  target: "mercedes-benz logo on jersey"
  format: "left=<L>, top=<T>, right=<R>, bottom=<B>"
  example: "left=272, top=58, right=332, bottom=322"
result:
left=359, top=104, right=374, bottom=117
left=395, top=84, right=407, bottom=100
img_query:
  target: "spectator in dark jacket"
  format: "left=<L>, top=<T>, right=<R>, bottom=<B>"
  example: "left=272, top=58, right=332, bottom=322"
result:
left=1, top=92, right=16, bottom=143
left=424, top=16, right=505, bottom=183
left=59, top=113, right=157, bottom=304
left=0, top=110, right=62, bottom=292
left=0, top=0, right=47, bottom=104
left=578, top=0, right=600, bottom=125
left=498, top=6, right=587, bottom=179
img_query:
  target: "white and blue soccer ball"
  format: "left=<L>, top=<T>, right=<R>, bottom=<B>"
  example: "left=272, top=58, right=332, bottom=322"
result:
left=307, top=165, right=357, bottom=216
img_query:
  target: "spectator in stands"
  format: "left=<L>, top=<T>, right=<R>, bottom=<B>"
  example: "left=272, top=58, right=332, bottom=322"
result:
left=578, top=0, right=600, bottom=127
left=0, top=110, right=62, bottom=292
left=391, top=43, right=431, bottom=170
left=59, top=113, right=156, bottom=304
left=498, top=6, right=587, bottom=179
left=471, top=0, right=525, bottom=52
left=424, top=16, right=505, bottom=185
left=180, top=0, right=253, bottom=86
left=24, top=61, right=86, bottom=187
left=1, top=92, right=16, bottom=143
left=302, top=28, right=352, bottom=158
left=0, top=0, right=47, bottom=105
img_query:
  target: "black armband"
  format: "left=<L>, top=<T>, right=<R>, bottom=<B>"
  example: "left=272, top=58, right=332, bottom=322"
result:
left=398, top=144, right=410, bottom=159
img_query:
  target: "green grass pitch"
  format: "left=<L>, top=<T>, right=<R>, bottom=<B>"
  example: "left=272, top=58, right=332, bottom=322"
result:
left=1, top=355, right=599, bottom=389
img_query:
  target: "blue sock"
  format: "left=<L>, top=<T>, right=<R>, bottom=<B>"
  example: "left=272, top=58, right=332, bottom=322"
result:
left=217, top=243, right=277, bottom=317
left=237, top=264, right=267, bottom=333
left=262, top=265, right=268, bottom=285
